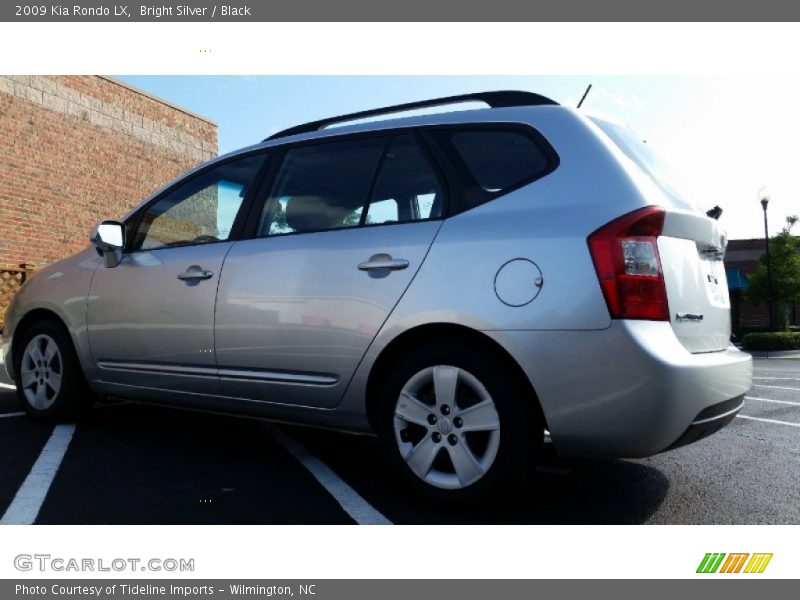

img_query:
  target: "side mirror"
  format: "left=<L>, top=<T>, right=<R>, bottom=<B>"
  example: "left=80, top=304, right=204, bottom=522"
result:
left=91, top=220, right=126, bottom=268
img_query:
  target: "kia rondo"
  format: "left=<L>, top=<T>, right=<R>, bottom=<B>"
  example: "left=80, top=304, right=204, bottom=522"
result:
left=1, top=91, right=752, bottom=498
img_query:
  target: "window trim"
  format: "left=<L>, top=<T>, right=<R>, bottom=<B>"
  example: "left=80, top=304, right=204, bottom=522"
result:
left=243, top=129, right=450, bottom=240
left=358, top=136, right=392, bottom=227
left=124, top=149, right=273, bottom=254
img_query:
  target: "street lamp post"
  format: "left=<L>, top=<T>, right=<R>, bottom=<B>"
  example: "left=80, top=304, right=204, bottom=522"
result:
left=760, top=197, right=775, bottom=331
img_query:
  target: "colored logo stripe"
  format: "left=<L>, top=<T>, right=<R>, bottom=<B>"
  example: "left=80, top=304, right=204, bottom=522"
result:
left=697, top=553, right=726, bottom=573
left=697, top=553, right=773, bottom=574
left=744, top=553, right=773, bottom=574
left=719, top=553, right=749, bottom=573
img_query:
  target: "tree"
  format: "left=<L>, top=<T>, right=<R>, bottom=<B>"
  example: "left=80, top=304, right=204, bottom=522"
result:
left=743, top=215, right=800, bottom=330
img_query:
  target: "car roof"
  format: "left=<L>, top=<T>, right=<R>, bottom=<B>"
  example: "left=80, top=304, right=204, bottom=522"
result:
left=222, top=104, right=568, bottom=163
left=265, top=90, right=557, bottom=141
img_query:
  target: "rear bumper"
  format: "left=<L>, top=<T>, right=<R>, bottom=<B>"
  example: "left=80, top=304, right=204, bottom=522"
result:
left=486, top=320, right=752, bottom=458
left=664, top=394, right=744, bottom=451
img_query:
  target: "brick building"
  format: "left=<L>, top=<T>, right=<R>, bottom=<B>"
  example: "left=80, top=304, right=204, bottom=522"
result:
left=0, top=75, right=217, bottom=324
left=724, top=237, right=799, bottom=335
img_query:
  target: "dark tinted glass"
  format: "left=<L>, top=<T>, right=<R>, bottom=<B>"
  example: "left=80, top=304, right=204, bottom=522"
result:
left=366, top=134, right=443, bottom=225
left=433, top=128, right=552, bottom=196
left=259, top=137, right=386, bottom=236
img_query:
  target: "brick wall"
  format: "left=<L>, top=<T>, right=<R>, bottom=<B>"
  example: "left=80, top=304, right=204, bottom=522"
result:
left=0, top=75, right=217, bottom=271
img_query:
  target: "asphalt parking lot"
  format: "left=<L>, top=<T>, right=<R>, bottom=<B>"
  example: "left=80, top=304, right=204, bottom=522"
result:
left=1, top=358, right=798, bottom=525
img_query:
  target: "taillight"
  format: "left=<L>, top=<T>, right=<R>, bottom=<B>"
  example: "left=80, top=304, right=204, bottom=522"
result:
left=587, top=206, right=669, bottom=321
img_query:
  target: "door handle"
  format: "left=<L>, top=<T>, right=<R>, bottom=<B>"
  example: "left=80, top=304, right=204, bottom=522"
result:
left=177, top=266, right=214, bottom=281
left=357, top=255, right=410, bottom=272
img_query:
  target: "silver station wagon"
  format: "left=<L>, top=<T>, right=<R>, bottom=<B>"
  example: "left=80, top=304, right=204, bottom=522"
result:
left=1, top=91, right=752, bottom=498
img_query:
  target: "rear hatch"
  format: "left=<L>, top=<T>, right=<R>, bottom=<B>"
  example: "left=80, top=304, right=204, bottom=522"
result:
left=593, top=117, right=731, bottom=353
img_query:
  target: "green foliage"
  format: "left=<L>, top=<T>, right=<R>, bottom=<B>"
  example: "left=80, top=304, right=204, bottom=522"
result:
left=271, top=207, right=289, bottom=232
left=743, top=215, right=800, bottom=330
left=334, top=209, right=363, bottom=228
left=741, top=331, right=800, bottom=351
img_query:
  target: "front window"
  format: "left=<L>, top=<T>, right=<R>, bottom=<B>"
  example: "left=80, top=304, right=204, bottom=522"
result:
left=130, top=153, right=267, bottom=251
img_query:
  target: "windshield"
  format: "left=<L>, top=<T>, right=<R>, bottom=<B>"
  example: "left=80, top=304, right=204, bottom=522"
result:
left=591, top=117, right=703, bottom=213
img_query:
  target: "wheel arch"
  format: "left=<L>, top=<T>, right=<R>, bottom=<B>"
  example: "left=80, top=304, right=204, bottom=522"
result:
left=365, top=323, right=546, bottom=434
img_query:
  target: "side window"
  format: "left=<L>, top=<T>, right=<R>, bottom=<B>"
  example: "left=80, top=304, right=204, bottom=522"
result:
left=365, top=134, right=444, bottom=225
left=258, top=137, right=386, bottom=236
left=131, top=153, right=267, bottom=251
left=365, top=198, right=398, bottom=224
left=429, top=127, right=555, bottom=208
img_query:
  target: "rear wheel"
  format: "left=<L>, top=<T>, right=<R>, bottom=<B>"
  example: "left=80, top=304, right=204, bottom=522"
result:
left=376, top=343, right=540, bottom=500
left=14, top=320, right=91, bottom=422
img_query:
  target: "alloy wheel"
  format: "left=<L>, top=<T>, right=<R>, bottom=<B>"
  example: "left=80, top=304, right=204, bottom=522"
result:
left=20, top=334, right=63, bottom=411
left=393, top=365, right=501, bottom=490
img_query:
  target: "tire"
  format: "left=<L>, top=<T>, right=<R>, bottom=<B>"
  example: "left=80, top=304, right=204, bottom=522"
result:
left=375, top=341, right=542, bottom=501
left=13, top=319, right=91, bottom=422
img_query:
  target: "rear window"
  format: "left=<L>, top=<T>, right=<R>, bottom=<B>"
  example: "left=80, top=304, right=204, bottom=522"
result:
left=591, top=118, right=702, bottom=213
left=429, top=126, right=556, bottom=209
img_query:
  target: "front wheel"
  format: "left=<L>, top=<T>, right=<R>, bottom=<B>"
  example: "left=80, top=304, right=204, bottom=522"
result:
left=375, top=343, right=540, bottom=500
left=14, top=320, right=91, bottom=422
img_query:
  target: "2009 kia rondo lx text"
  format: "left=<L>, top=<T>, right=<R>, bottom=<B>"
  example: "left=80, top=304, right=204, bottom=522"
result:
left=1, top=92, right=752, bottom=499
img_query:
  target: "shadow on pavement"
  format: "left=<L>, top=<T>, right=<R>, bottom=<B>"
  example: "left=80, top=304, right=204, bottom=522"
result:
left=288, top=427, right=671, bottom=525
left=1, top=397, right=670, bottom=525
left=35, top=403, right=357, bottom=525
left=0, top=389, right=19, bottom=414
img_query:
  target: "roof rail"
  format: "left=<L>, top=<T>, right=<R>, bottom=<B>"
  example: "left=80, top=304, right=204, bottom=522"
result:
left=264, top=90, right=558, bottom=141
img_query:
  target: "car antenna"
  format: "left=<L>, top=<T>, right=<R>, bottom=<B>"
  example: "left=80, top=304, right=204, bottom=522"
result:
left=577, top=84, right=592, bottom=109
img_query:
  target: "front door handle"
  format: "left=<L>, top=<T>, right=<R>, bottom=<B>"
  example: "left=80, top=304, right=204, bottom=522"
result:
left=357, top=254, right=410, bottom=272
left=177, top=266, right=214, bottom=281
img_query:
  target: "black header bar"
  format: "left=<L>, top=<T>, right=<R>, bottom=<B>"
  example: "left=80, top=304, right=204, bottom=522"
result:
left=3, top=0, right=800, bottom=21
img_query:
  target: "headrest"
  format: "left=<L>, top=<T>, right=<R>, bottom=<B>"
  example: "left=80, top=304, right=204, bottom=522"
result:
left=284, top=196, right=332, bottom=232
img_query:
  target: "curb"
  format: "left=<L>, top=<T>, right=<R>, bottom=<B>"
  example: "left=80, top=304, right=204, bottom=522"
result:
left=745, top=350, right=800, bottom=359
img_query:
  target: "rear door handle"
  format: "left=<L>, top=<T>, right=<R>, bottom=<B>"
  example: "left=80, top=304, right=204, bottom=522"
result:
left=357, top=254, right=409, bottom=272
left=177, top=266, right=214, bottom=281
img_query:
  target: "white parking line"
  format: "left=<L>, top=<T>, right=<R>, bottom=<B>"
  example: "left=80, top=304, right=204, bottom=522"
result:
left=736, top=414, right=800, bottom=428
left=268, top=426, right=392, bottom=525
left=746, top=396, right=800, bottom=407
left=0, top=412, right=25, bottom=419
left=0, top=382, right=16, bottom=390
left=753, top=384, right=800, bottom=392
left=0, top=424, right=76, bottom=525
left=753, top=377, right=800, bottom=381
